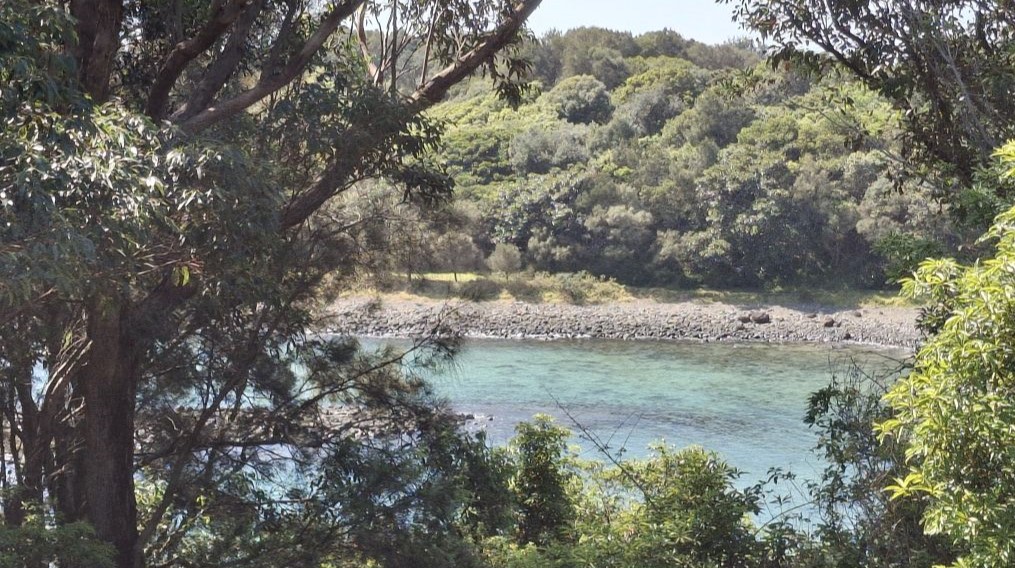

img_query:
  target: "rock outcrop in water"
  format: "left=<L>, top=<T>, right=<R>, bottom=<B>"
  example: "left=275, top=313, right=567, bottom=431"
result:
left=323, top=297, right=922, bottom=348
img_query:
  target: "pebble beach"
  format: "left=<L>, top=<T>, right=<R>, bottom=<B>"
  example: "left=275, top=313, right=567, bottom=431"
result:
left=324, top=296, right=923, bottom=348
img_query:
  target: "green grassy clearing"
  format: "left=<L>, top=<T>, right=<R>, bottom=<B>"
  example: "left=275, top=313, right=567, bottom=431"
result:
left=347, top=272, right=915, bottom=309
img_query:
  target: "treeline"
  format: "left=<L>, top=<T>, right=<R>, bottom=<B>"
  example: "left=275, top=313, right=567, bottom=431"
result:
left=398, top=27, right=971, bottom=289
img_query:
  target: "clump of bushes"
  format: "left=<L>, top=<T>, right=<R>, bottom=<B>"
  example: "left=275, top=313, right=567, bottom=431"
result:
left=456, top=278, right=504, bottom=301
left=541, top=271, right=629, bottom=304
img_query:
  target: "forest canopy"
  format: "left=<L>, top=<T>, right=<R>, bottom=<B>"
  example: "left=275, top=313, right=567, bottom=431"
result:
left=403, top=26, right=972, bottom=289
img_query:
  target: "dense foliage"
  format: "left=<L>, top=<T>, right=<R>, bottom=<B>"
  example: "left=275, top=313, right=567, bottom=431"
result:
left=727, top=0, right=1015, bottom=196
left=415, top=28, right=957, bottom=289
left=0, top=1, right=538, bottom=567
left=6, top=0, right=1015, bottom=565
left=880, top=144, right=1015, bottom=568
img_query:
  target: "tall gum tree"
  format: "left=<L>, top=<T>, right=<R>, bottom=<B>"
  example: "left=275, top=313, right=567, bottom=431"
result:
left=0, top=1, right=541, bottom=567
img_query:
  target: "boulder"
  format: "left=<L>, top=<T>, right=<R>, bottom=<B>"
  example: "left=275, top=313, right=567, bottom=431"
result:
left=750, top=311, right=771, bottom=324
left=823, top=316, right=836, bottom=328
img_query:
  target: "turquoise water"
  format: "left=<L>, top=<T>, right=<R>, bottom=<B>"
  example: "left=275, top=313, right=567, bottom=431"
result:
left=364, top=338, right=908, bottom=483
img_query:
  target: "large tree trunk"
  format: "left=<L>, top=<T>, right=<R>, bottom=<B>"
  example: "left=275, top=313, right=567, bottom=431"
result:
left=79, top=299, right=141, bottom=568
left=65, top=4, right=136, bottom=563
left=70, top=0, right=124, bottom=103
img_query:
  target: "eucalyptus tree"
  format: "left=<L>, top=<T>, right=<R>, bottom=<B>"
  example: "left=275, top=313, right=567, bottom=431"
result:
left=0, top=1, right=541, bottom=567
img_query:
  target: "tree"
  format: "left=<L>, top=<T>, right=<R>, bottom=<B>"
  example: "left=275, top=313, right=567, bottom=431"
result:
left=802, top=362, right=956, bottom=568
left=508, top=123, right=590, bottom=174
left=487, top=243, right=523, bottom=278
left=727, top=0, right=1015, bottom=190
left=510, top=415, right=576, bottom=546
left=880, top=143, right=1015, bottom=568
left=556, top=27, right=639, bottom=83
left=584, top=205, right=656, bottom=284
left=542, top=74, right=614, bottom=124
left=434, top=233, right=483, bottom=281
left=635, top=29, right=691, bottom=58
left=0, top=1, right=542, bottom=567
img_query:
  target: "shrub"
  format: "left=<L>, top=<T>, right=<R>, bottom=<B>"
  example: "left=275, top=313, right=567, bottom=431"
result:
left=873, top=233, right=946, bottom=284
left=546, top=271, right=627, bottom=304
left=457, top=278, right=503, bottom=301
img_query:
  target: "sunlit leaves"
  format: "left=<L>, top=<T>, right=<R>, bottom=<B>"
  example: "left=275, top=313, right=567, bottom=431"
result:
left=882, top=158, right=1015, bottom=566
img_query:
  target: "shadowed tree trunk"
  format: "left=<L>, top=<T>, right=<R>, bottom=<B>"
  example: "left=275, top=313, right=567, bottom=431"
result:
left=78, top=299, right=140, bottom=568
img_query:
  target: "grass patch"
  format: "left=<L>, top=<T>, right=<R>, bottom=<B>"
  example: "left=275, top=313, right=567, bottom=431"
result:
left=346, top=272, right=913, bottom=309
left=421, top=272, right=483, bottom=283
left=632, top=286, right=914, bottom=309
left=348, top=271, right=631, bottom=304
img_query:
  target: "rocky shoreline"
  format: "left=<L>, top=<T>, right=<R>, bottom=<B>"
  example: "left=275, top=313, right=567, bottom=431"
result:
left=323, top=296, right=923, bottom=349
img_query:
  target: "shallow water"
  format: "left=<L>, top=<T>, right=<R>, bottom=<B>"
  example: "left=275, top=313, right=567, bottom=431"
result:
left=363, top=338, right=908, bottom=484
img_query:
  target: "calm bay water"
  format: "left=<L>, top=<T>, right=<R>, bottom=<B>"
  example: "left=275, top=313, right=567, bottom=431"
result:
left=364, top=338, right=908, bottom=483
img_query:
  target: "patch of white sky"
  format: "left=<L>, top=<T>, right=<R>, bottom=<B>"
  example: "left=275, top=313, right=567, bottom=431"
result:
left=526, top=0, right=751, bottom=45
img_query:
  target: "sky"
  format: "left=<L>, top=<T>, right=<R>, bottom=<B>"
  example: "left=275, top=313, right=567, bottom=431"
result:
left=526, top=0, right=749, bottom=45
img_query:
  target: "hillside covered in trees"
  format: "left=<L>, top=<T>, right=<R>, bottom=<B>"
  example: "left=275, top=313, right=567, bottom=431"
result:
left=388, top=27, right=1001, bottom=290
left=7, top=0, right=1015, bottom=567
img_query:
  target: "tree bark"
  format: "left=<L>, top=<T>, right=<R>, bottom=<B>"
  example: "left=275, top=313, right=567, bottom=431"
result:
left=69, top=0, right=124, bottom=103
left=79, top=299, right=141, bottom=568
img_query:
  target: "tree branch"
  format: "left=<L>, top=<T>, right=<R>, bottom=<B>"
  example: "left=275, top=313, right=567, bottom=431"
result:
left=146, top=0, right=253, bottom=120
left=69, top=0, right=125, bottom=102
left=178, top=0, right=366, bottom=134
left=168, top=0, right=267, bottom=124
left=409, top=0, right=542, bottom=106
left=356, top=3, right=382, bottom=84
left=279, top=0, right=542, bottom=229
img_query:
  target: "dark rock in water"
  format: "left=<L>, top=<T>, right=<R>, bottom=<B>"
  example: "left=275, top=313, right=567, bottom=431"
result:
left=843, top=332, right=852, bottom=340
left=737, top=313, right=752, bottom=323
left=823, top=316, right=836, bottom=328
left=750, top=311, right=771, bottom=324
